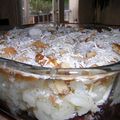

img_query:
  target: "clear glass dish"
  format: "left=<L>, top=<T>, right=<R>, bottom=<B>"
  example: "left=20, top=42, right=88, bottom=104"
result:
left=0, top=56, right=120, bottom=120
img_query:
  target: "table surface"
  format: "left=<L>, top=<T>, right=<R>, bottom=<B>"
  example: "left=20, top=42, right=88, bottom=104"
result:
left=0, top=115, right=12, bottom=120
left=0, top=111, right=15, bottom=120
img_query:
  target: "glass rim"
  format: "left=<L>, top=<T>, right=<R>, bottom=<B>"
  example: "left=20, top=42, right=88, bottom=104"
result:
left=0, top=57, right=119, bottom=76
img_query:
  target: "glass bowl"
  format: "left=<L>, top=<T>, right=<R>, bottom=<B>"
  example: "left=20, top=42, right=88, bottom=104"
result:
left=0, top=57, right=119, bottom=120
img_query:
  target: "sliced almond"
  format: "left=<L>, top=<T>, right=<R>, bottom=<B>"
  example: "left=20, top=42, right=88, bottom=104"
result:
left=35, top=53, right=44, bottom=62
left=85, top=31, right=97, bottom=42
left=35, top=53, right=48, bottom=66
left=48, top=56, right=61, bottom=68
left=54, top=80, right=70, bottom=95
left=91, top=64, right=98, bottom=67
left=112, top=43, right=120, bottom=55
left=3, top=47, right=17, bottom=56
left=86, top=51, right=96, bottom=58
left=32, top=41, right=49, bottom=48
left=49, top=80, right=70, bottom=95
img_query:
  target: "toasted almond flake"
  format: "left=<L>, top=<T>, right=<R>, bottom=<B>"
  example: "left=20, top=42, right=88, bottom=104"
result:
left=3, top=47, right=17, bottom=56
left=54, top=80, right=70, bottom=95
left=112, top=43, right=120, bottom=55
left=32, top=41, right=49, bottom=48
left=35, top=53, right=50, bottom=66
left=49, top=80, right=70, bottom=95
left=48, top=56, right=61, bottom=68
left=91, top=64, right=98, bottom=67
left=86, top=51, right=97, bottom=58
left=35, top=53, right=44, bottom=62
left=49, top=95, right=58, bottom=106
left=85, top=31, right=97, bottom=42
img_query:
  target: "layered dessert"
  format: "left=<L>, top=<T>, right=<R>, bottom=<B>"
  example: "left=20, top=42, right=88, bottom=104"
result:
left=0, top=24, right=120, bottom=120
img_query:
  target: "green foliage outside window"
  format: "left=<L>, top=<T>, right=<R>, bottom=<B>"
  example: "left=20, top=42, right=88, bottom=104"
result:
left=30, top=0, right=52, bottom=14
left=30, top=0, right=69, bottom=14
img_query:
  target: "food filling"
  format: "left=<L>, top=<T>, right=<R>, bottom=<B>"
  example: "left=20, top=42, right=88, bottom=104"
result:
left=0, top=24, right=120, bottom=120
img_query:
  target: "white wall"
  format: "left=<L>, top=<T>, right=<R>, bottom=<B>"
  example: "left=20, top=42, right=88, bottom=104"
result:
left=69, top=0, right=79, bottom=24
